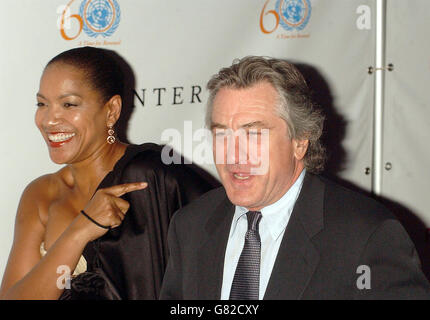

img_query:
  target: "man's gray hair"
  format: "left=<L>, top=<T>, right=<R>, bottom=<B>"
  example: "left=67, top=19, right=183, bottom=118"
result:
left=206, top=56, right=326, bottom=174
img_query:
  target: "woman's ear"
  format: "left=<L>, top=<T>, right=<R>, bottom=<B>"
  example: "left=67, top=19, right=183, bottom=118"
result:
left=293, top=138, right=309, bottom=161
left=106, top=95, right=122, bottom=126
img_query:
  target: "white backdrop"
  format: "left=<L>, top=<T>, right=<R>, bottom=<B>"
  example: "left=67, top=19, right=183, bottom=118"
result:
left=382, top=0, right=430, bottom=229
left=1, top=0, right=429, bottom=280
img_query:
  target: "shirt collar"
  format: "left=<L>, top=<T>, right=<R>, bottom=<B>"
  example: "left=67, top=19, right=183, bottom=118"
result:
left=231, top=169, right=306, bottom=240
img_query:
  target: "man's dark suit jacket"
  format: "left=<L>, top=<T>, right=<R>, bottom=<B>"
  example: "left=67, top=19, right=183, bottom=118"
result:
left=160, top=173, right=430, bottom=299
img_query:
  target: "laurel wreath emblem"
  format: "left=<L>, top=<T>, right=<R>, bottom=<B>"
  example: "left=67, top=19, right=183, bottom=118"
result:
left=79, top=0, right=121, bottom=38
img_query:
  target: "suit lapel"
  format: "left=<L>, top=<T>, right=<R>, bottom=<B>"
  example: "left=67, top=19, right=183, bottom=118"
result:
left=264, top=173, right=325, bottom=299
left=197, top=194, right=234, bottom=299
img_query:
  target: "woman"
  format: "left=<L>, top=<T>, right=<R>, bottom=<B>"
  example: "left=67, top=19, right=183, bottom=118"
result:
left=0, top=47, right=216, bottom=299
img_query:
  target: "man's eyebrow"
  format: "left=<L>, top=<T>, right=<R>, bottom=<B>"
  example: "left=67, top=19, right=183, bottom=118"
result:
left=240, top=121, right=270, bottom=129
left=210, top=122, right=228, bottom=130
left=210, top=121, right=273, bottom=130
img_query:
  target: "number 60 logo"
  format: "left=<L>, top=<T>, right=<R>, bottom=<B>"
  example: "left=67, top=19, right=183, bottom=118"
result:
left=260, top=0, right=312, bottom=34
left=57, top=0, right=83, bottom=40
left=57, top=0, right=121, bottom=41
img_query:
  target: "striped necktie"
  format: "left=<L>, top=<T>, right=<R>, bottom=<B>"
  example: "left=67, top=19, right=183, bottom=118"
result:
left=229, top=211, right=262, bottom=300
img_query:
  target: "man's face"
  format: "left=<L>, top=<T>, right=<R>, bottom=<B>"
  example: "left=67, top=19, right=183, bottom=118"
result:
left=211, top=81, right=308, bottom=211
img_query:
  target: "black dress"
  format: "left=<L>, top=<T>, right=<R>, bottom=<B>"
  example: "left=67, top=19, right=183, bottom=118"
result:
left=60, top=143, right=218, bottom=300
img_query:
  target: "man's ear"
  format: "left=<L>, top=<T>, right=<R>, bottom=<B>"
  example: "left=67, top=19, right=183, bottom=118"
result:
left=105, top=94, right=122, bottom=126
left=293, top=138, right=309, bottom=161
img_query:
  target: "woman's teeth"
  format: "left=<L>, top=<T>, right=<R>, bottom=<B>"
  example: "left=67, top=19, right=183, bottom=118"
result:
left=48, top=133, right=75, bottom=142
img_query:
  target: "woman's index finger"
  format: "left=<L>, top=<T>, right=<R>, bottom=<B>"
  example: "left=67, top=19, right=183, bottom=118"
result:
left=106, top=182, right=148, bottom=197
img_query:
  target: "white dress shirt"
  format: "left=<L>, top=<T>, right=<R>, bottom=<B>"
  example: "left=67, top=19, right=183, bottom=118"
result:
left=221, top=169, right=306, bottom=300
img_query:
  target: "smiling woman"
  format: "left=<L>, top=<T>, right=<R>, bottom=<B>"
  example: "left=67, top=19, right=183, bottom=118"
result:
left=0, top=47, right=216, bottom=300
left=35, top=61, right=119, bottom=164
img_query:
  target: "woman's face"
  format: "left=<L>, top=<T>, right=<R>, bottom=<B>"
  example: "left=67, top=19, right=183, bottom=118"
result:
left=35, top=62, right=110, bottom=164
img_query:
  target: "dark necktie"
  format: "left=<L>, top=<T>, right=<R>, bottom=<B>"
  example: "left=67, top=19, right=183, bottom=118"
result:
left=229, top=211, right=262, bottom=300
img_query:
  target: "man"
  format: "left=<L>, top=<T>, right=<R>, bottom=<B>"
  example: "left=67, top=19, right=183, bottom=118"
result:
left=160, top=56, right=430, bottom=299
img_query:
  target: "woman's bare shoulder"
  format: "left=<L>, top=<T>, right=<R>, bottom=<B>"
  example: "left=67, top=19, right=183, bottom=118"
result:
left=23, top=172, right=61, bottom=200
left=19, top=169, right=67, bottom=226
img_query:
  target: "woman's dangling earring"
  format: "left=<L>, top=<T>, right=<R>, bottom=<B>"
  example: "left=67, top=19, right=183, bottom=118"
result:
left=107, top=125, right=116, bottom=144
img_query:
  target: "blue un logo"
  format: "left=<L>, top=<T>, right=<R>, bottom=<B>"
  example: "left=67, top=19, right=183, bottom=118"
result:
left=276, top=0, right=311, bottom=31
left=79, top=0, right=121, bottom=38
